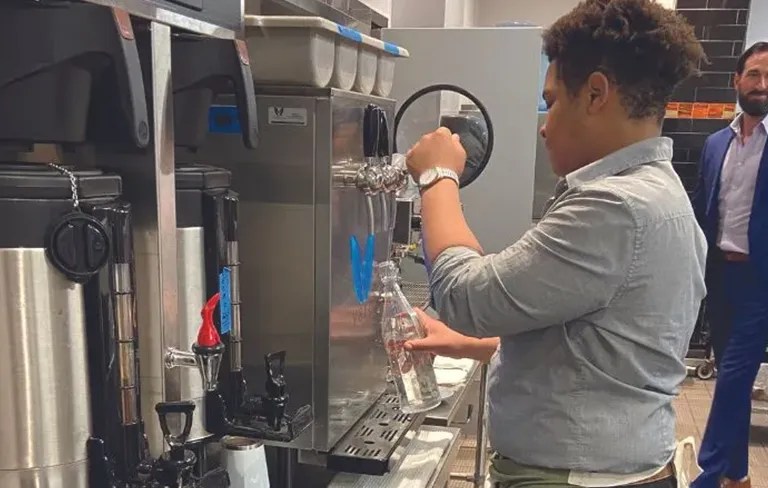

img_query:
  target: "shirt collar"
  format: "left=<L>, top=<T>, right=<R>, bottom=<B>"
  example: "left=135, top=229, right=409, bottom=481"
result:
left=730, top=113, right=768, bottom=136
left=564, top=136, right=673, bottom=188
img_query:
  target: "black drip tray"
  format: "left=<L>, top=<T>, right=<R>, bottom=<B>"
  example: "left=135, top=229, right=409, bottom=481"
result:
left=326, top=393, right=424, bottom=476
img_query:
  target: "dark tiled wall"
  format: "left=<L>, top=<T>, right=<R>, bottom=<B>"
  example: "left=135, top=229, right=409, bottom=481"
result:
left=663, top=0, right=751, bottom=193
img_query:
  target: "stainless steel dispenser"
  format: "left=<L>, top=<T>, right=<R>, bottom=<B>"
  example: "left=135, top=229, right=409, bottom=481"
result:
left=187, top=87, right=416, bottom=478
left=162, top=165, right=238, bottom=447
left=0, top=164, right=133, bottom=488
left=0, top=4, right=152, bottom=487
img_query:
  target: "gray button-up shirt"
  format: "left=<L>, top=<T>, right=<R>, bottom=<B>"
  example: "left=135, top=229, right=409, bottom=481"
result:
left=430, top=137, right=707, bottom=474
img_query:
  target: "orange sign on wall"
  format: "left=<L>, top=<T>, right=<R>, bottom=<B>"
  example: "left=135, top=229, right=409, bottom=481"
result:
left=666, top=102, right=736, bottom=120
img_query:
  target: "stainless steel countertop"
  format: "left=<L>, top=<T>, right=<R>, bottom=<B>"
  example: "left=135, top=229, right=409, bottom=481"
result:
left=425, top=361, right=481, bottom=427
left=328, top=425, right=463, bottom=488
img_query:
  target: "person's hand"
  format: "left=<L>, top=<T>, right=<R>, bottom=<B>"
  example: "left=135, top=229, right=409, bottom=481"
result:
left=405, top=308, right=476, bottom=359
left=406, top=127, right=467, bottom=180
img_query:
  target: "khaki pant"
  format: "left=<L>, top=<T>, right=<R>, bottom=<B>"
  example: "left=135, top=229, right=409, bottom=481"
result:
left=486, top=437, right=700, bottom=488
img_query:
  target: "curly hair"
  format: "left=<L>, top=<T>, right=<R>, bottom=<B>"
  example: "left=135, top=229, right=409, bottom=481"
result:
left=543, top=0, right=705, bottom=120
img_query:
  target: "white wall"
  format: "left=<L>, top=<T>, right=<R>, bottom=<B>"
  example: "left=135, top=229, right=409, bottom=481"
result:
left=391, top=0, right=476, bottom=27
left=475, top=0, right=578, bottom=27
left=746, top=0, right=768, bottom=48
left=475, top=0, right=677, bottom=28
left=359, top=0, right=391, bottom=18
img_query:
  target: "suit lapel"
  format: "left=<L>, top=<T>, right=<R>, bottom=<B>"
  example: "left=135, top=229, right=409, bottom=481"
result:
left=749, top=141, right=768, bottom=250
left=707, top=131, right=734, bottom=216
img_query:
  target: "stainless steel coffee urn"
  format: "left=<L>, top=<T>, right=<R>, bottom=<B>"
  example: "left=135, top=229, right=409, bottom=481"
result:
left=0, top=163, right=138, bottom=488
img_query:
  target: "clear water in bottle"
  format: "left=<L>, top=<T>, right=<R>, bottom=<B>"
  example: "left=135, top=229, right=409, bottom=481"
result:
left=378, top=261, right=441, bottom=414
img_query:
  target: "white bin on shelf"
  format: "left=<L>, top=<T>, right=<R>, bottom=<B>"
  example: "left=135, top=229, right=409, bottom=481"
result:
left=355, top=34, right=379, bottom=95
left=373, top=40, right=409, bottom=97
left=332, top=25, right=361, bottom=90
left=245, top=15, right=359, bottom=88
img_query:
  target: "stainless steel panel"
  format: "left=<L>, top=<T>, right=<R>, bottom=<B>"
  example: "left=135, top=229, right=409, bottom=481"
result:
left=80, top=0, right=240, bottom=39
left=0, top=249, right=91, bottom=473
left=0, top=459, right=89, bottom=488
left=88, top=22, right=181, bottom=456
left=186, top=89, right=395, bottom=452
left=177, top=227, right=211, bottom=443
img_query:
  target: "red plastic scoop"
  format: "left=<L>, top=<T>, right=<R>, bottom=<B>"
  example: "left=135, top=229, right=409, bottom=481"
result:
left=197, top=293, right=222, bottom=348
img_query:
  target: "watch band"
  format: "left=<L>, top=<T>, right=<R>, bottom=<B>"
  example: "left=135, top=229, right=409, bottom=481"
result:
left=419, top=167, right=460, bottom=191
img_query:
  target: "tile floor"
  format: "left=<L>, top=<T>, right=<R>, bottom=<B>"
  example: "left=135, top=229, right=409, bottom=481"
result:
left=447, top=378, right=768, bottom=488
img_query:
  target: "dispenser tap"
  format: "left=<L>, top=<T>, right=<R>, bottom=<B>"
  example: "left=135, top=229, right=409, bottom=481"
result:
left=137, top=401, right=231, bottom=488
left=165, top=293, right=225, bottom=392
left=192, top=293, right=225, bottom=392
left=173, top=293, right=313, bottom=443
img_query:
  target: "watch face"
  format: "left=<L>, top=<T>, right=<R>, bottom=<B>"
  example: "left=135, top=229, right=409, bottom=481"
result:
left=419, top=168, right=437, bottom=187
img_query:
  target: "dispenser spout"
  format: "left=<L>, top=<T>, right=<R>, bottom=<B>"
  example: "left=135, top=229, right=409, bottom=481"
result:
left=198, top=293, right=222, bottom=348
left=193, top=293, right=225, bottom=392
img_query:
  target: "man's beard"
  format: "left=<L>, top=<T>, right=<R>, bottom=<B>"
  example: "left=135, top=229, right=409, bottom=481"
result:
left=738, top=91, right=768, bottom=117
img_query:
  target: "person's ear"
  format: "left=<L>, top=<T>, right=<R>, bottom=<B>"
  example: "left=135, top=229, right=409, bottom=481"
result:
left=584, top=71, right=611, bottom=114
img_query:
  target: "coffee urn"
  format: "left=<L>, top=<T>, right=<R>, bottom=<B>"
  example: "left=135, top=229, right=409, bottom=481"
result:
left=0, top=163, right=140, bottom=488
left=168, top=164, right=240, bottom=448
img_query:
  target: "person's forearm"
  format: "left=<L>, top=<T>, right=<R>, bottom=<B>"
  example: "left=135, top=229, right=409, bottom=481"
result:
left=463, top=337, right=500, bottom=363
left=420, top=180, right=482, bottom=262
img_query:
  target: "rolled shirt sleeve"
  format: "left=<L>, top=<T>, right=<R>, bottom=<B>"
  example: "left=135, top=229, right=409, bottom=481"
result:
left=429, top=186, right=639, bottom=337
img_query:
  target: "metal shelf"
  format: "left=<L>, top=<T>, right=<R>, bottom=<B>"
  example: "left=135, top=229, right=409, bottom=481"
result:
left=329, top=425, right=463, bottom=488
left=79, top=0, right=239, bottom=38
left=425, top=361, right=481, bottom=427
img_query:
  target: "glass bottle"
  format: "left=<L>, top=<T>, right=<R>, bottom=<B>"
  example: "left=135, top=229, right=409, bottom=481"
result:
left=378, top=260, right=441, bottom=414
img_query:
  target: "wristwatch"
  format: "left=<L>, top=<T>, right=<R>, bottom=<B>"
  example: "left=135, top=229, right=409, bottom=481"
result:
left=418, top=167, right=459, bottom=191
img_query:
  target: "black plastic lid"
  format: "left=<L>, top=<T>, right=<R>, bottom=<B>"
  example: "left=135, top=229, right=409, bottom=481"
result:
left=0, top=162, right=122, bottom=200
left=175, top=165, right=232, bottom=191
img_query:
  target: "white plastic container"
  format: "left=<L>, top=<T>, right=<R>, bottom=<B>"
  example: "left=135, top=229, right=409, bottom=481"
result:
left=245, top=15, right=353, bottom=88
left=332, top=26, right=361, bottom=90
left=373, top=40, right=410, bottom=98
left=220, top=436, right=271, bottom=488
left=354, top=33, right=380, bottom=95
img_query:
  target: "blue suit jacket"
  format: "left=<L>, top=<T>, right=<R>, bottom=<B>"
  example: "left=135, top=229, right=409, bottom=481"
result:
left=692, top=126, right=768, bottom=278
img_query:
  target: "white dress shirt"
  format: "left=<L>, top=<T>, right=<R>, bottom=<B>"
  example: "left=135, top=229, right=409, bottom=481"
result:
left=717, top=114, right=768, bottom=254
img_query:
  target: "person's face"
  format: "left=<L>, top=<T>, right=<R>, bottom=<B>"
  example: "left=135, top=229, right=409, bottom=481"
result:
left=539, top=62, right=603, bottom=177
left=735, top=51, right=768, bottom=118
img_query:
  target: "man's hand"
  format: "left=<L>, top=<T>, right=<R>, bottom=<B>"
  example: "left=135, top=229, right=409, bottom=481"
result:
left=405, top=308, right=499, bottom=363
left=406, top=127, right=467, bottom=180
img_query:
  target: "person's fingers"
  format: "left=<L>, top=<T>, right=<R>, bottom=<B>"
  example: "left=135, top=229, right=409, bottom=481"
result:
left=404, top=338, right=433, bottom=351
left=452, top=133, right=461, bottom=142
left=436, top=126, right=452, bottom=137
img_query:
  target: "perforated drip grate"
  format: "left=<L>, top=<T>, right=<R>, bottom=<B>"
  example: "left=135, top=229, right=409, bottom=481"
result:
left=327, top=393, right=423, bottom=476
left=400, top=281, right=431, bottom=309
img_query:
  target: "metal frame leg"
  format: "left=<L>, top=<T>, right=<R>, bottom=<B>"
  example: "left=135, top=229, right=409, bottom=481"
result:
left=450, top=363, right=489, bottom=488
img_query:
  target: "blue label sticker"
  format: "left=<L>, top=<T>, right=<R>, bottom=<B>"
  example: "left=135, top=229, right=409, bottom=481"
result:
left=383, top=42, right=400, bottom=55
left=219, top=267, right=232, bottom=335
left=337, top=25, right=363, bottom=42
left=209, top=105, right=242, bottom=134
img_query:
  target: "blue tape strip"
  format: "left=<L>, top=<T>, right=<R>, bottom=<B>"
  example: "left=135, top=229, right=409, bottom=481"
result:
left=383, top=42, right=400, bottom=55
left=349, top=234, right=376, bottom=303
left=337, top=25, right=363, bottom=42
left=209, top=105, right=241, bottom=134
left=219, top=267, right=232, bottom=335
